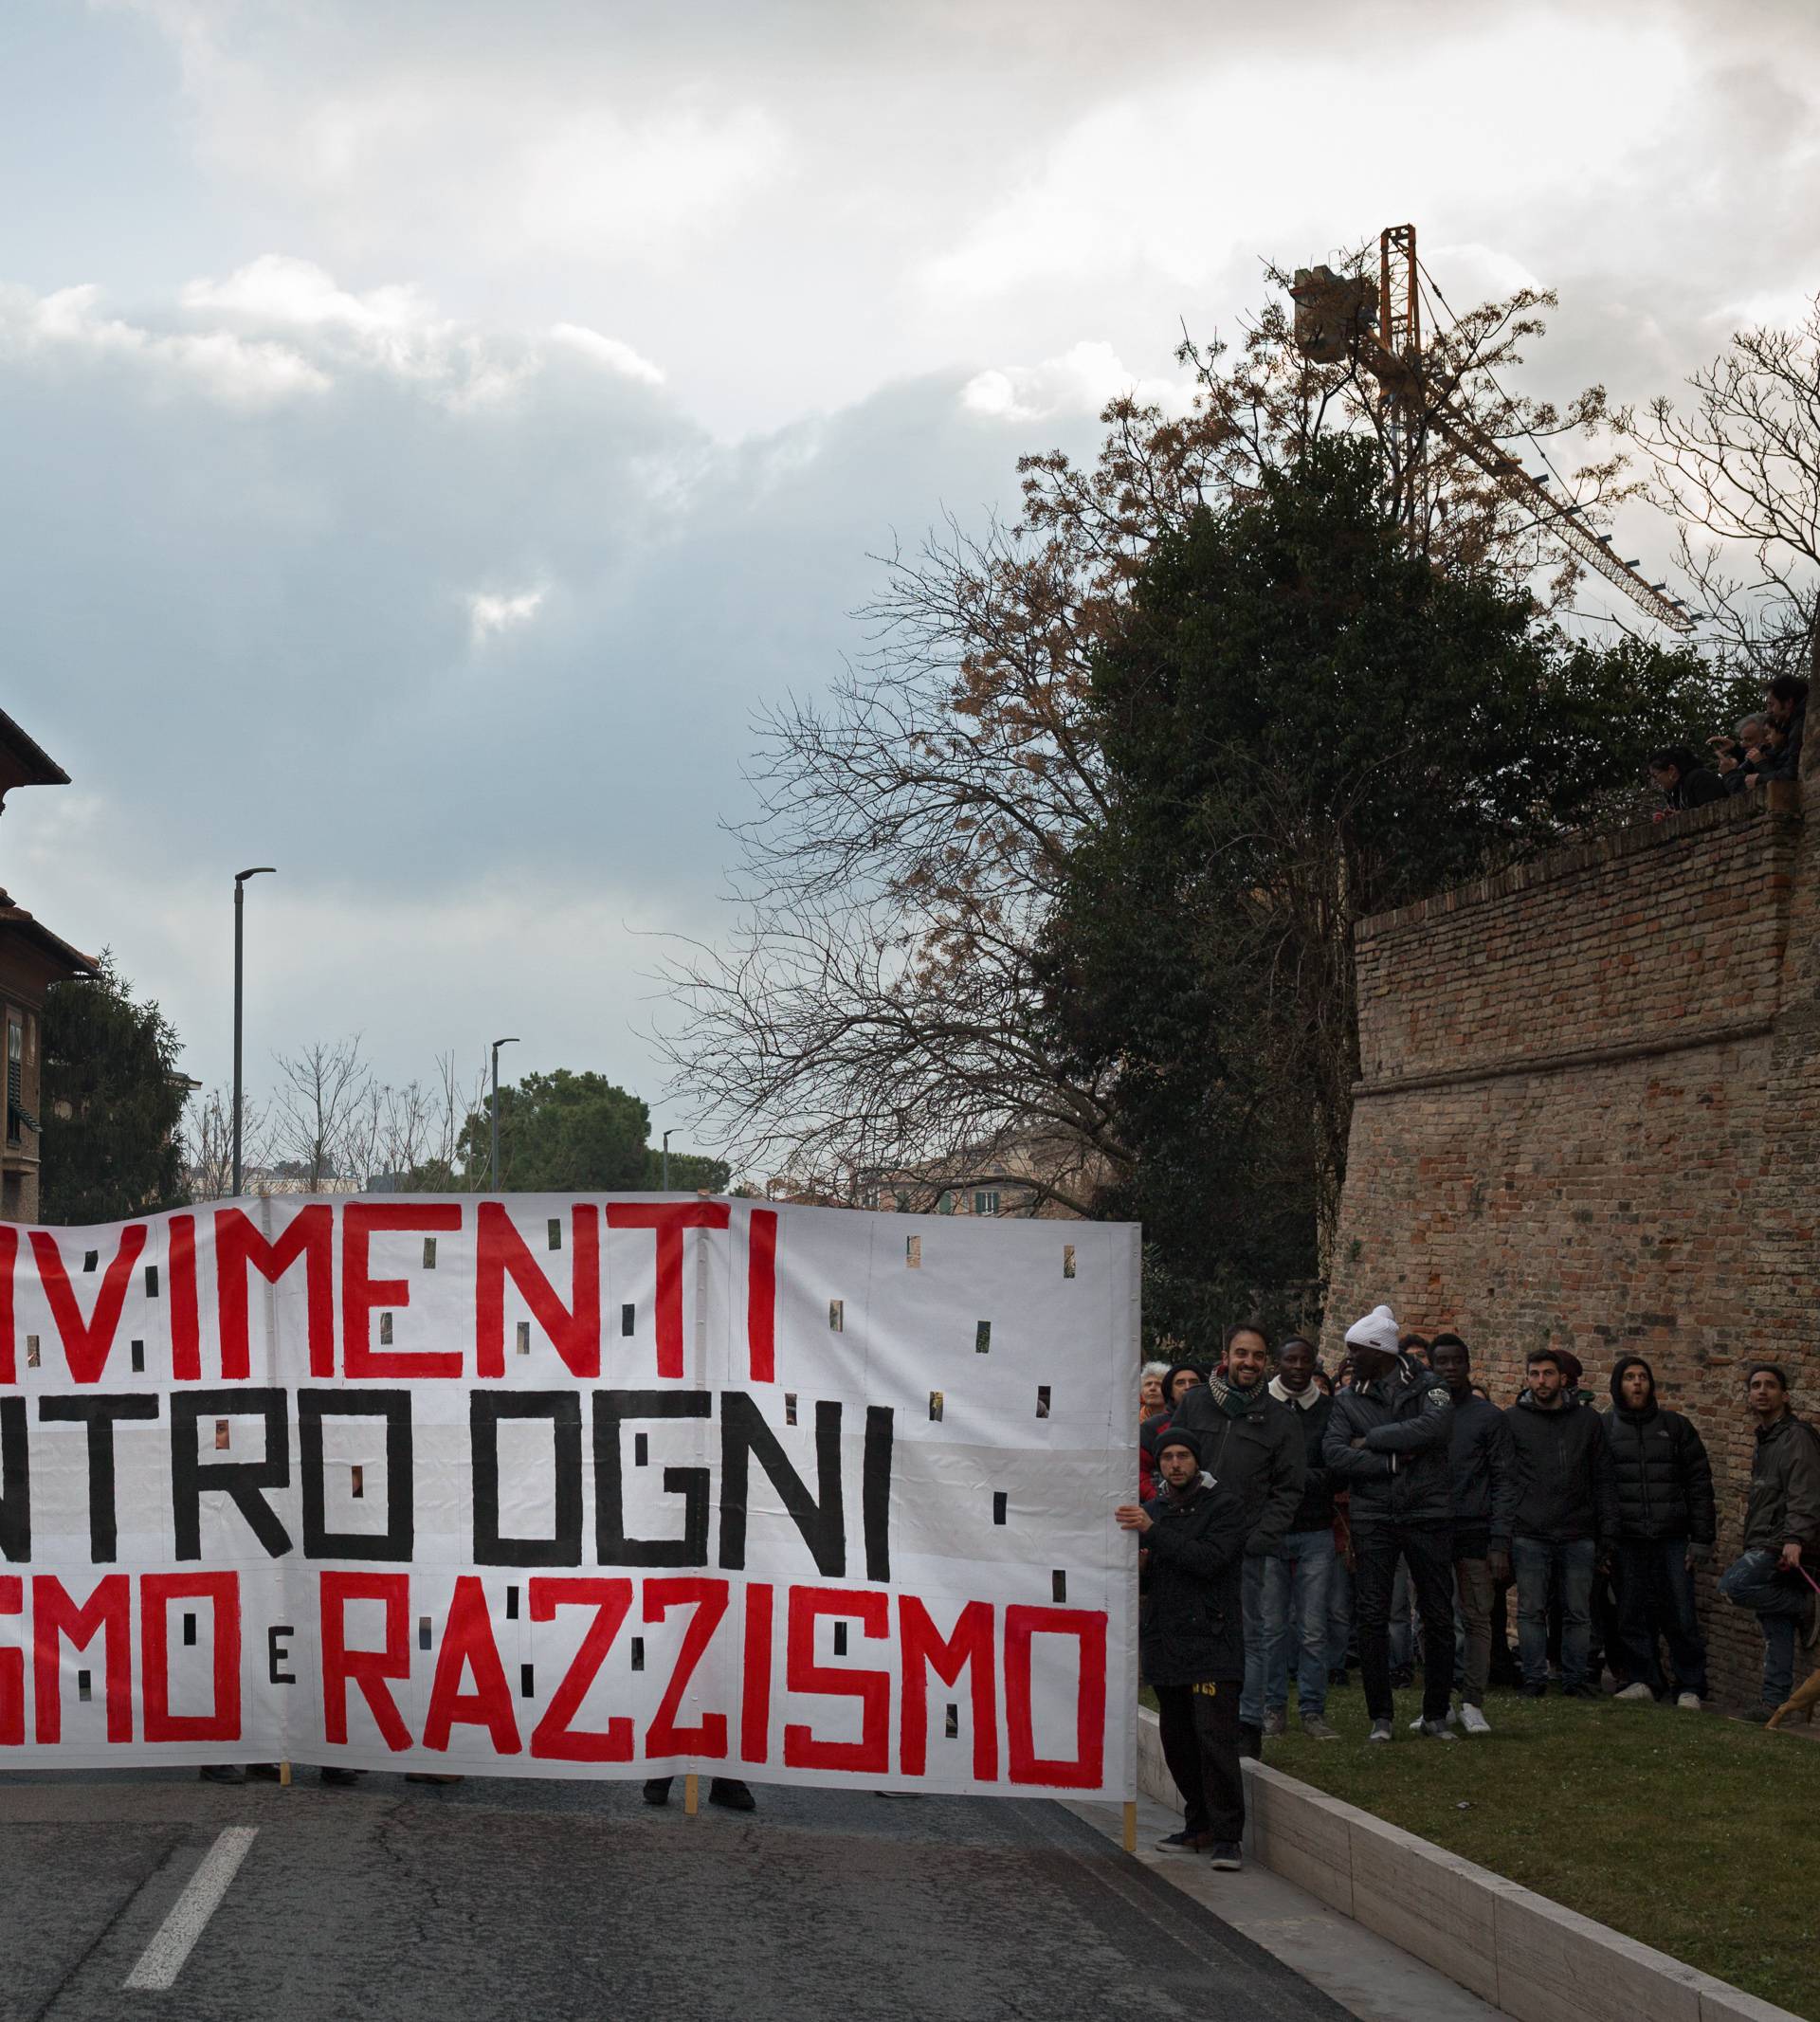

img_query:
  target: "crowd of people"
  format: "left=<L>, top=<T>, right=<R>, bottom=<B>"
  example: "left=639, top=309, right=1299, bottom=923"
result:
left=1647, top=671, right=1808, bottom=815
left=1117, top=1306, right=1820, bottom=1870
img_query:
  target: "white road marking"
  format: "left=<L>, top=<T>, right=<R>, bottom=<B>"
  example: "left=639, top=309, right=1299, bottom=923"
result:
left=122, top=1826, right=259, bottom=1991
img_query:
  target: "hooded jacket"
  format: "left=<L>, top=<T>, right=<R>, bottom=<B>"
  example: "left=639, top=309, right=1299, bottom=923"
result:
left=1173, top=1369, right=1306, bottom=1557
left=1602, top=1357, right=1717, bottom=1546
left=1446, top=1391, right=1519, bottom=1553
left=1268, top=1375, right=1335, bottom=1533
left=1320, top=1352, right=1455, bottom=1530
left=1504, top=1390, right=1619, bottom=1546
left=1138, top=1472, right=1247, bottom=1686
left=1138, top=1363, right=1205, bottom=1502
left=1742, top=1412, right=1820, bottom=1555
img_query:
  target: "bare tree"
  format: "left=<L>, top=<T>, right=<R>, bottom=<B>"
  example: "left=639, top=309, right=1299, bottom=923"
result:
left=267, top=1037, right=373, bottom=1191
left=181, top=1084, right=265, bottom=1203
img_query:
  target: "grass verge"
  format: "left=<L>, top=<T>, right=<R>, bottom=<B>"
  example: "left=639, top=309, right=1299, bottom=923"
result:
left=1250, top=1685, right=1820, bottom=2018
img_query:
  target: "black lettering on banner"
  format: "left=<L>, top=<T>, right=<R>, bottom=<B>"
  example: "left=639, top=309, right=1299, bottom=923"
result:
left=269, top=1625, right=295, bottom=1685
left=300, top=1389, right=414, bottom=1561
left=592, top=1390, right=710, bottom=1568
left=470, top=1391, right=583, bottom=1566
left=0, top=1396, right=28, bottom=1563
left=171, top=1389, right=294, bottom=1561
left=38, top=1394, right=159, bottom=1562
left=718, top=1392, right=846, bottom=1577
left=863, top=1405, right=895, bottom=1583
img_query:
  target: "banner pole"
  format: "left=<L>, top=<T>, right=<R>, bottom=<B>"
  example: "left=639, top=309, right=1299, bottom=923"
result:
left=1121, top=1799, right=1137, bottom=1854
left=683, top=1773, right=700, bottom=1815
left=279, top=1760, right=291, bottom=1788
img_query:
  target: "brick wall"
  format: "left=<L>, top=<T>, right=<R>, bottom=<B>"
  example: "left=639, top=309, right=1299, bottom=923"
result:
left=1323, top=774, right=1811, bottom=1703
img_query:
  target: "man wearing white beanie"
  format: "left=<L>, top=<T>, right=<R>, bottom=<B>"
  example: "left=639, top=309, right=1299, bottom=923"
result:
left=1323, top=1304, right=1458, bottom=1743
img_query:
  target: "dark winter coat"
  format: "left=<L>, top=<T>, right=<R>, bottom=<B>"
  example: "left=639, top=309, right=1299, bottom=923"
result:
left=1665, top=766, right=1726, bottom=810
left=1138, top=1475, right=1247, bottom=1686
left=1320, top=1352, right=1455, bottom=1531
left=1173, top=1376, right=1305, bottom=1557
left=1742, top=1412, right=1820, bottom=1555
left=1603, top=1357, right=1716, bottom=1545
left=1447, top=1393, right=1519, bottom=1553
left=1503, top=1394, right=1620, bottom=1546
left=1271, top=1382, right=1335, bottom=1534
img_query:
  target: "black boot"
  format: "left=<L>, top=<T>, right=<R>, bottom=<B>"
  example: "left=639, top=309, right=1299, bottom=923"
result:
left=708, top=1777, right=756, bottom=1812
left=1237, top=1721, right=1264, bottom=1761
left=643, top=1776, right=673, bottom=1806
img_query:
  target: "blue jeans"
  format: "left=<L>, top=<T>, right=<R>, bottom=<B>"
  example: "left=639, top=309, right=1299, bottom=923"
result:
left=1720, top=1549, right=1808, bottom=1705
left=1514, top=1537, right=1595, bottom=1689
left=1262, top=1527, right=1336, bottom=1721
left=1240, top=1553, right=1268, bottom=1727
left=1614, top=1539, right=1708, bottom=1699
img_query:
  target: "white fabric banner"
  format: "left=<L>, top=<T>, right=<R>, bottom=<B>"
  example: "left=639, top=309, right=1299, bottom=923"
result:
left=0, top=1195, right=1138, bottom=1798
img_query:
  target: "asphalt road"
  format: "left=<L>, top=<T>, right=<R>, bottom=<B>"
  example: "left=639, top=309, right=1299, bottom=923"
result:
left=0, top=1771, right=1351, bottom=2022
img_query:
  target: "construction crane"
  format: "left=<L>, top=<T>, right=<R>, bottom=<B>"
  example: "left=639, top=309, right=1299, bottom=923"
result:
left=1289, top=226, right=1695, bottom=635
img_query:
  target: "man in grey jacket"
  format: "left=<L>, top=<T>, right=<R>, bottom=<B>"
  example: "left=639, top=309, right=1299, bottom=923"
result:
left=1718, top=1363, right=1820, bottom=1717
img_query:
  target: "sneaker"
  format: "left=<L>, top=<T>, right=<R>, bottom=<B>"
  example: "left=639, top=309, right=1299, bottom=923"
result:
left=1156, top=1828, right=1213, bottom=1851
left=642, top=1777, right=672, bottom=1806
left=1300, top=1715, right=1340, bottom=1741
left=1209, top=1841, right=1244, bottom=1871
left=1409, top=1706, right=1458, bottom=1731
left=708, top=1777, right=756, bottom=1812
left=1459, top=1703, right=1492, bottom=1737
left=319, top=1767, right=363, bottom=1787
left=1367, top=1719, right=1393, bottom=1743
left=1675, top=1691, right=1702, bottom=1711
left=1414, top=1717, right=1457, bottom=1741
left=1519, top=1682, right=1546, bottom=1700
left=1261, top=1710, right=1286, bottom=1739
left=1614, top=1682, right=1655, bottom=1703
left=1561, top=1682, right=1601, bottom=1701
left=1237, top=1722, right=1264, bottom=1761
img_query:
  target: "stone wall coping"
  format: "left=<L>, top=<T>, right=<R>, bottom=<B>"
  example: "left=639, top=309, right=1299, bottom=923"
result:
left=1136, top=1706, right=1803, bottom=2022
left=1356, top=782, right=1801, bottom=945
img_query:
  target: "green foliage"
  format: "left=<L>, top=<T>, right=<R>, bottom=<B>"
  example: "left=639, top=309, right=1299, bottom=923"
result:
left=41, top=953, right=190, bottom=1225
left=646, top=1148, right=731, bottom=1193
left=1046, top=438, right=1735, bottom=1350
left=465, top=1070, right=650, bottom=1192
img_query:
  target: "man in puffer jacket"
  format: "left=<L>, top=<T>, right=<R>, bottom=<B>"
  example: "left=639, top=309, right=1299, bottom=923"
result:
left=1604, top=1354, right=1715, bottom=1707
left=1322, top=1304, right=1456, bottom=1743
left=1118, top=1427, right=1248, bottom=1869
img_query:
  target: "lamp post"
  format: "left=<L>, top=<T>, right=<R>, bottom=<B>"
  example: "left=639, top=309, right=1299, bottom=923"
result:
left=489, top=1036, right=519, bottom=1190
left=232, top=866, right=276, bottom=1197
left=662, top=1128, right=674, bottom=1191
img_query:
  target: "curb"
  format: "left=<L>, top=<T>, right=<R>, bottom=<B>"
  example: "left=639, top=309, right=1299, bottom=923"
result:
left=1137, top=1707, right=1800, bottom=2022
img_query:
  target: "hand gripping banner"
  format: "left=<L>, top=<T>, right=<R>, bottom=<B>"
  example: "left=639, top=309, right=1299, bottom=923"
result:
left=0, top=1196, right=1139, bottom=1798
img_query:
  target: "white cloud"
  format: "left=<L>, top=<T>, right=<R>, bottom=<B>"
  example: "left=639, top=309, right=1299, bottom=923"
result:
left=466, top=586, right=547, bottom=645
left=961, top=339, right=1192, bottom=424
left=549, top=322, right=665, bottom=386
left=182, top=253, right=430, bottom=336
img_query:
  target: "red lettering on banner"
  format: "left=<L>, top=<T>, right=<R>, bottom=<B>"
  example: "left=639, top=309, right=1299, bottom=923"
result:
left=1003, top=1604, right=1106, bottom=1790
left=168, top=1215, right=201, bottom=1381
left=475, top=1203, right=601, bottom=1380
left=29, top=1227, right=146, bottom=1385
left=782, top=1586, right=890, bottom=1775
left=644, top=1576, right=729, bottom=1758
left=898, top=1596, right=998, bottom=1781
left=528, top=1576, right=635, bottom=1762
left=342, top=1203, right=464, bottom=1378
left=141, top=1573, right=240, bottom=1743
left=606, top=1202, right=730, bottom=1380
left=0, top=1226, right=14, bottom=1386
left=0, top=1575, right=21, bottom=1743
left=423, top=1576, right=520, bottom=1755
left=215, top=1205, right=335, bottom=1379
left=739, top=1581, right=774, bottom=1764
left=746, top=1209, right=777, bottom=1383
left=33, top=1575, right=133, bottom=1742
left=320, top=1570, right=412, bottom=1749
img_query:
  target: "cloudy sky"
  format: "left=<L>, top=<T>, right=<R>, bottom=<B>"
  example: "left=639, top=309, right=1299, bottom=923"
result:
left=5, top=0, right=1818, bottom=1142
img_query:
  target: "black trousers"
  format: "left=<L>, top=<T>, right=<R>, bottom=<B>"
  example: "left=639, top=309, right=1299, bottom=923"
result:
left=1355, top=1524, right=1455, bottom=1723
left=1154, top=1678, right=1244, bottom=1842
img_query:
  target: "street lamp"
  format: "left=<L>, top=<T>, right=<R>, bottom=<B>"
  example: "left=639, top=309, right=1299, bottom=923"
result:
left=489, top=1036, right=519, bottom=1190
left=232, top=866, right=276, bottom=1197
left=662, top=1128, right=674, bottom=1191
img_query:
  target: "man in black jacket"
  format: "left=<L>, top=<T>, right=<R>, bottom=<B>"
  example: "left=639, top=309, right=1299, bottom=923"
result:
left=1261, top=1336, right=1338, bottom=1741
left=1504, top=1347, right=1619, bottom=1699
left=1431, top=1334, right=1516, bottom=1735
left=1604, top=1354, right=1715, bottom=1707
left=1322, top=1303, right=1456, bottom=1743
left=1119, top=1427, right=1248, bottom=1868
left=1718, top=1363, right=1820, bottom=1717
left=1174, top=1322, right=1304, bottom=1758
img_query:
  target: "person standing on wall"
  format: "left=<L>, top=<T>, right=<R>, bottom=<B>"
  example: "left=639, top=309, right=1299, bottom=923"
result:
left=1603, top=1354, right=1715, bottom=1708
left=1322, top=1304, right=1457, bottom=1743
left=1260, top=1336, right=1340, bottom=1741
left=1718, top=1363, right=1820, bottom=1721
left=1430, top=1333, right=1516, bottom=1735
left=1118, top=1427, right=1248, bottom=1869
left=1503, top=1347, right=1619, bottom=1700
left=1174, top=1323, right=1305, bottom=1761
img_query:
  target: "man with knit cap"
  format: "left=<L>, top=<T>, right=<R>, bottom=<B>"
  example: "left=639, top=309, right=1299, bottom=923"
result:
left=1119, top=1425, right=1248, bottom=1868
left=1322, top=1304, right=1457, bottom=1743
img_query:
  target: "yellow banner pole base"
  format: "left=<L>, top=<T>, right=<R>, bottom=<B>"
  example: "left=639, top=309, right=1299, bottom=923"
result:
left=683, top=1773, right=700, bottom=1815
left=279, top=1760, right=292, bottom=1788
left=1121, top=1799, right=1137, bottom=1854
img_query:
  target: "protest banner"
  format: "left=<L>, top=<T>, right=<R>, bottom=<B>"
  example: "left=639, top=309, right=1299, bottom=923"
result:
left=0, top=1196, right=1138, bottom=1798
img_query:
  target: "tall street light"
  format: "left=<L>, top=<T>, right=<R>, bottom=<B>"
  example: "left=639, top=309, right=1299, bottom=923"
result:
left=662, top=1127, right=673, bottom=1191
left=489, top=1036, right=519, bottom=1190
left=232, top=867, right=276, bottom=1198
